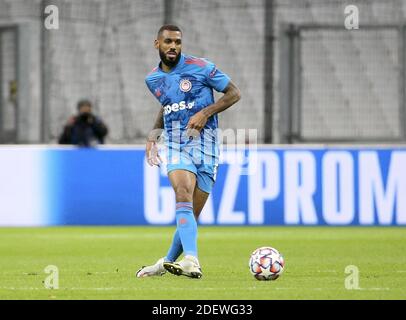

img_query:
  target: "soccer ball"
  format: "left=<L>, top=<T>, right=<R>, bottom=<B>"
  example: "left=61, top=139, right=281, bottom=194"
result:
left=249, top=246, right=285, bottom=281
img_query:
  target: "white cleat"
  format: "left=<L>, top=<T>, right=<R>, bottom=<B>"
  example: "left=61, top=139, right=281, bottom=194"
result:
left=163, top=255, right=202, bottom=279
left=136, top=257, right=166, bottom=278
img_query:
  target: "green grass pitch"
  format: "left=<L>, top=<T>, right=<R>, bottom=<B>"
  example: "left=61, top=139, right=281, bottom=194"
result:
left=0, top=226, right=405, bottom=300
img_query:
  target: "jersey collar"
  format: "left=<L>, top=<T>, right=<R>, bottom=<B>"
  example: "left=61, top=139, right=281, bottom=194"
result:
left=158, top=53, right=185, bottom=74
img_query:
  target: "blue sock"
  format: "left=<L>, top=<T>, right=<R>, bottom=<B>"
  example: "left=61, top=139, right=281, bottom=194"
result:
left=175, top=202, right=198, bottom=258
left=165, top=230, right=183, bottom=262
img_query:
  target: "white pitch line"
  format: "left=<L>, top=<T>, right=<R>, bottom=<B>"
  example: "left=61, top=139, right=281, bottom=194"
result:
left=0, top=287, right=42, bottom=291
left=0, top=287, right=392, bottom=292
left=358, top=288, right=391, bottom=291
left=0, top=287, right=130, bottom=291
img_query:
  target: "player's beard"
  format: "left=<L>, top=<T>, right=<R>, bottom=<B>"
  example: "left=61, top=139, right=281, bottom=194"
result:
left=159, top=49, right=181, bottom=68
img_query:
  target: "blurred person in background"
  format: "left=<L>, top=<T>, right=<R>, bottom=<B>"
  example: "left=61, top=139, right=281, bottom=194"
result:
left=58, top=99, right=108, bottom=147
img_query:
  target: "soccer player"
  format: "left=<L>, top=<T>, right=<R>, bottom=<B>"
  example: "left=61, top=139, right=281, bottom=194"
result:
left=136, top=25, right=241, bottom=279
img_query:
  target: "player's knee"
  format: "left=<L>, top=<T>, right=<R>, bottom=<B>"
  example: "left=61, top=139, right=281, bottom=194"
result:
left=174, top=185, right=194, bottom=202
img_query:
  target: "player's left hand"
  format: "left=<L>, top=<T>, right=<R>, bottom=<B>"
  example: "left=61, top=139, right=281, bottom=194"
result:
left=186, top=111, right=208, bottom=134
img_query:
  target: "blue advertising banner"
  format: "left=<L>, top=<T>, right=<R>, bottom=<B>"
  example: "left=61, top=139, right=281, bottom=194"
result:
left=0, top=146, right=405, bottom=226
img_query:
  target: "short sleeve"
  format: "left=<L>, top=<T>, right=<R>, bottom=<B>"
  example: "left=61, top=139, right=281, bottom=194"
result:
left=204, top=61, right=230, bottom=92
left=145, top=78, right=154, bottom=95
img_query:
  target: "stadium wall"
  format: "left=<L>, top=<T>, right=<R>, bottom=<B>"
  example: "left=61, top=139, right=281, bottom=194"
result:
left=1, top=145, right=405, bottom=226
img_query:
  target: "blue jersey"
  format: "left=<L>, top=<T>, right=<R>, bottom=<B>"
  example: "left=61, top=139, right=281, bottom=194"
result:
left=145, top=54, right=230, bottom=160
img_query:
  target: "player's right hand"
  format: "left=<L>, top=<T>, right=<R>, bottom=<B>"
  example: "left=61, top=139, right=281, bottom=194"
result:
left=146, top=141, right=162, bottom=167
